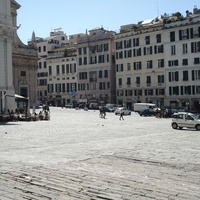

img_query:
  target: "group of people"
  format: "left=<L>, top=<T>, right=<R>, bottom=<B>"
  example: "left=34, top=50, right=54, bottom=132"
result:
left=99, top=105, right=124, bottom=120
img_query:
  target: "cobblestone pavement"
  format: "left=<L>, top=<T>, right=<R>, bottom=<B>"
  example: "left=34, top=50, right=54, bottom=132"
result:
left=0, top=107, right=200, bottom=199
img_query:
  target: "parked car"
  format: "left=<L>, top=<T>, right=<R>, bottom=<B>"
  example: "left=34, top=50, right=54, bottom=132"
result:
left=171, top=112, right=200, bottom=130
left=114, top=107, right=131, bottom=115
left=65, top=103, right=73, bottom=108
left=139, top=109, right=155, bottom=116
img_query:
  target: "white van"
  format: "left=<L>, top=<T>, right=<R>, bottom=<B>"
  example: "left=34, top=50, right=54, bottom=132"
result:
left=133, top=103, right=157, bottom=112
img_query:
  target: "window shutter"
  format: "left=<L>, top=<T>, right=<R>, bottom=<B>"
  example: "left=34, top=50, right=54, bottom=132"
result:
left=192, top=85, right=195, bottom=95
left=188, top=86, right=191, bottom=95
left=143, top=47, right=146, bottom=55
left=150, top=46, right=152, bottom=54
left=175, top=71, right=179, bottom=81
left=187, top=29, right=189, bottom=39
left=169, top=87, right=172, bottom=95
left=154, top=45, right=157, bottom=54
left=192, top=70, right=195, bottom=80
left=169, top=72, right=171, bottom=82
left=176, top=86, right=179, bottom=95
left=181, top=86, right=183, bottom=95
left=190, top=28, right=193, bottom=38
left=191, top=42, right=194, bottom=53
left=179, top=30, right=182, bottom=40
left=198, top=27, right=200, bottom=37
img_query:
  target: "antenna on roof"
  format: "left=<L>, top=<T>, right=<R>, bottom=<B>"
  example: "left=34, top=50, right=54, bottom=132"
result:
left=156, top=1, right=160, bottom=17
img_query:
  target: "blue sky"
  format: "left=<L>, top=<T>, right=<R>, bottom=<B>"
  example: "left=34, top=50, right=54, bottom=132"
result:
left=16, top=0, right=199, bottom=44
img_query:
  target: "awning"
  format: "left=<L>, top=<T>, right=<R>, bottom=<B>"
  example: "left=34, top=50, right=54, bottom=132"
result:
left=15, top=94, right=28, bottom=99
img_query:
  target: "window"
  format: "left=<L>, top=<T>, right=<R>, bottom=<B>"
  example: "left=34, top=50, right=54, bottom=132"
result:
left=116, top=64, right=123, bottom=72
left=133, top=38, right=139, bottom=47
left=118, top=78, right=122, bottom=86
left=144, top=46, right=152, bottom=55
left=191, top=27, right=200, bottom=38
left=170, top=31, right=175, bottom=42
left=183, top=71, right=188, bottom=81
left=136, top=77, right=140, bottom=85
left=78, top=48, right=82, bottom=55
left=145, top=36, right=150, bottom=45
left=170, top=86, right=179, bottom=95
left=157, top=75, right=164, bottom=83
left=56, top=65, right=60, bottom=75
left=147, top=60, right=153, bottom=69
left=99, top=70, right=102, bottom=78
left=183, top=43, right=188, bottom=54
left=133, top=62, right=142, bottom=70
left=156, top=34, right=161, bottom=43
left=124, top=39, right=132, bottom=48
left=62, top=65, right=65, bottom=74
left=182, top=59, right=188, bottom=65
left=156, top=89, right=165, bottom=95
left=179, top=29, right=189, bottom=40
left=116, top=41, right=123, bottom=50
left=169, top=71, right=179, bottom=82
left=79, top=58, right=82, bottom=65
left=103, top=43, right=109, bottom=51
left=145, top=89, right=153, bottom=96
left=158, top=59, right=164, bottom=68
left=83, top=47, right=87, bottom=54
left=127, top=77, right=131, bottom=86
left=191, top=42, right=200, bottom=53
left=20, top=71, right=26, bottom=76
left=38, top=46, right=41, bottom=52
left=127, top=63, right=131, bottom=71
left=168, top=60, right=179, bottom=67
left=194, top=57, right=200, bottom=64
left=104, top=70, right=108, bottom=78
left=146, top=76, right=151, bottom=86
left=133, top=48, right=141, bottom=56
left=49, top=66, right=52, bottom=75
left=38, top=62, right=42, bottom=69
left=154, top=45, right=164, bottom=54
left=192, top=70, right=200, bottom=80
left=171, top=45, right=176, bottom=55
left=43, top=46, right=46, bottom=52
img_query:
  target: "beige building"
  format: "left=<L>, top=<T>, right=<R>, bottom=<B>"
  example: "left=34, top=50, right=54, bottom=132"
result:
left=115, top=17, right=165, bottom=110
left=115, top=8, right=200, bottom=111
left=164, top=8, right=200, bottom=111
left=76, top=27, right=116, bottom=106
left=46, top=45, right=78, bottom=107
left=34, top=29, right=68, bottom=104
left=11, top=0, right=38, bottom=106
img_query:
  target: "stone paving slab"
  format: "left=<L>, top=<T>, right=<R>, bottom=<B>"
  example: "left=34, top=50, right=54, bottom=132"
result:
left=0, top=107, right=200, bottom=199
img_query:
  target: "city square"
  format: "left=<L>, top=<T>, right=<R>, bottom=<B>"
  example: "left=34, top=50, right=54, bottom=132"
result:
left=0, top=107, right=200, bottom=199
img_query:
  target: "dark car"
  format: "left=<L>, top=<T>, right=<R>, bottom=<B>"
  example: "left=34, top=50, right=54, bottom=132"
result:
left=139, top=109, right=155, bottom=116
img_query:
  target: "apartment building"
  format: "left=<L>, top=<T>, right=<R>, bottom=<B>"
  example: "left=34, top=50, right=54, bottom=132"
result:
left=76, top=27, right=116, bottom=105
left=115, top=17, right=165, bottom=110
left=46, top=46, right=78, bottom=107
left=35, top=29, right=68, bottom=104
left=164, top=8, right=200, bottom=111
left=115, top=7, right=200, bottom=111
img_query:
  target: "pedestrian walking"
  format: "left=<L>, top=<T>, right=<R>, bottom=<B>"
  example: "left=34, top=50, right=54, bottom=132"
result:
left=119, top=111, right=124, bottom=120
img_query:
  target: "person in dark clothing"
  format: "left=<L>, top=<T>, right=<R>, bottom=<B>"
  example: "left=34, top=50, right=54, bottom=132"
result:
left=119, top=111, right=124, bottom=120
